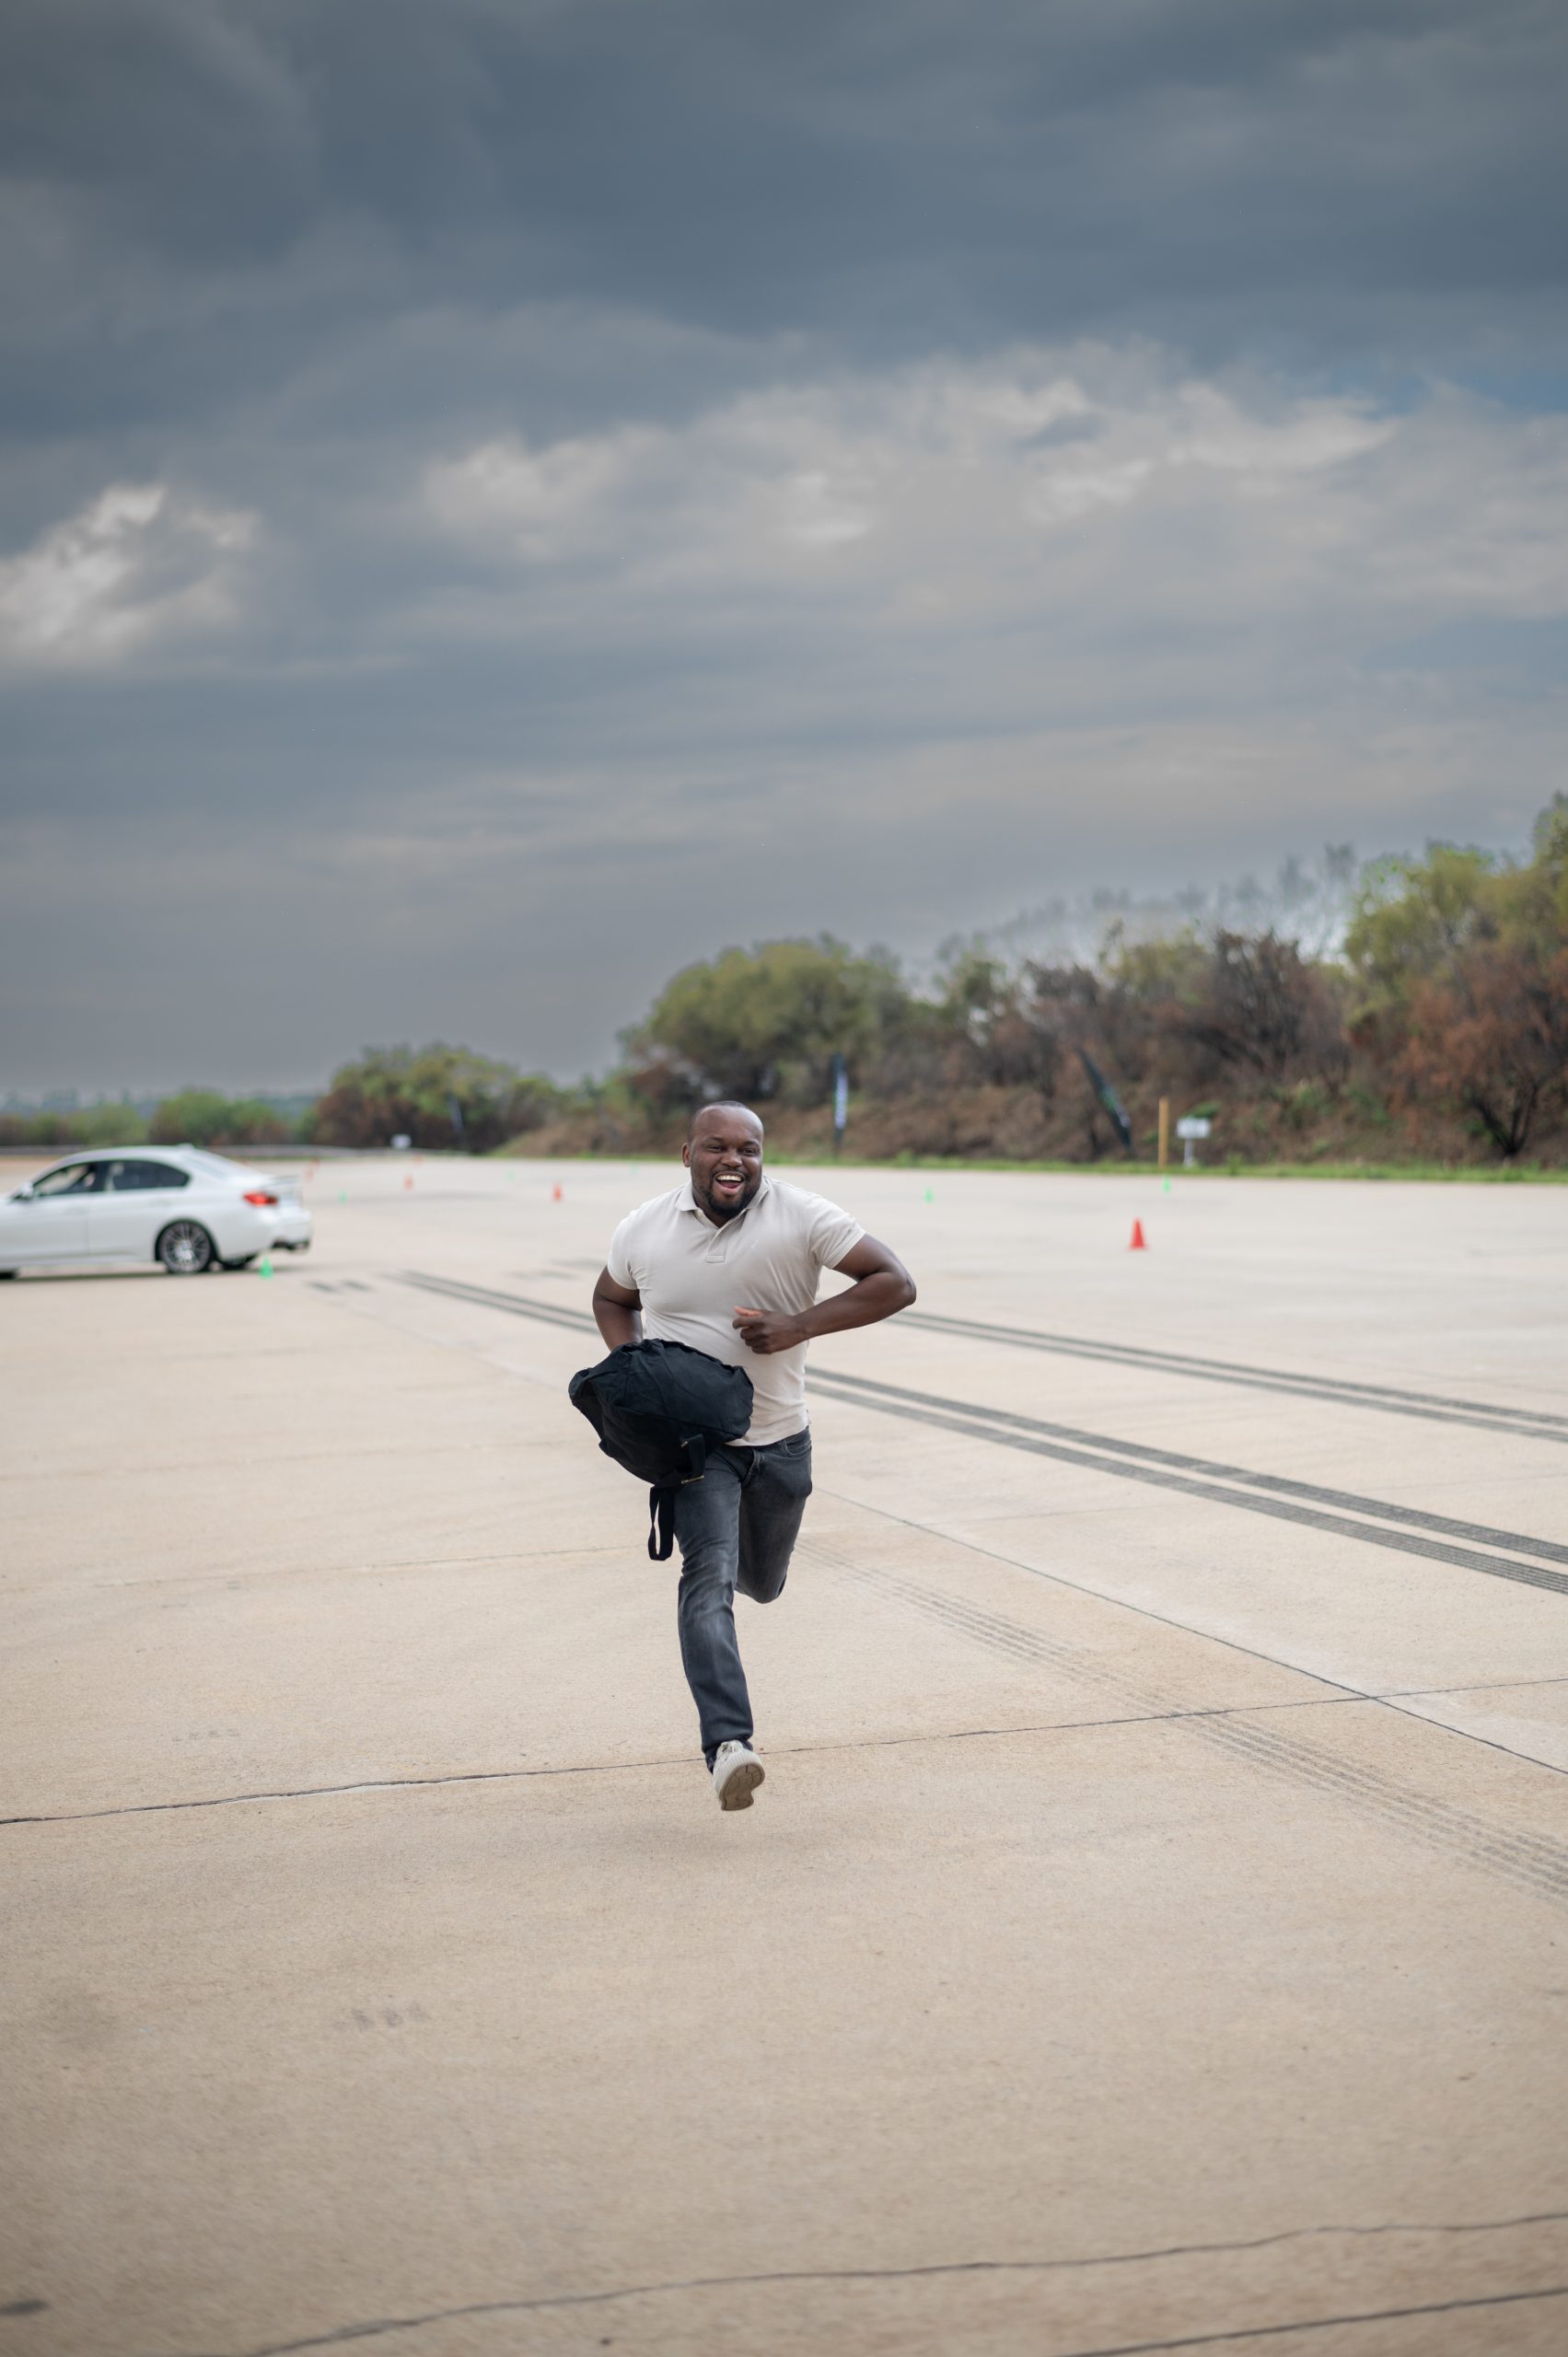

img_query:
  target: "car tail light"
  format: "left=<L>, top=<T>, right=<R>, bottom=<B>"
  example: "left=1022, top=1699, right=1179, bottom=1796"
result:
left=242, top=1190, right=278, bottom=1206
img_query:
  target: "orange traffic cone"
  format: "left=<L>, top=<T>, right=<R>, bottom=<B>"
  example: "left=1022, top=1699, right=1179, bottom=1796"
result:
left=404, top=1174, right=414, bottom=1191
left=1129, top=1218, right=1147, bottom=1250
left=552, top=1182, right=563, bottom=1202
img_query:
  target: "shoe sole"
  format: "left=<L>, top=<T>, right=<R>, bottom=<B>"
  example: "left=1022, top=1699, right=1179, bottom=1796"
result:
left=716, top=1759, right=765, bottom=1812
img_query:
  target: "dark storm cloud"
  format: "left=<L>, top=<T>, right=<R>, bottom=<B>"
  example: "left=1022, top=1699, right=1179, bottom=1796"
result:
left=6, top=0, right=1566, bottom=434
left=3, top=2, right=1567, bottom=1091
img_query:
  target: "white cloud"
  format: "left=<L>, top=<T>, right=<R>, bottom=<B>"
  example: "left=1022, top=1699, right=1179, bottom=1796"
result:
left=424, top=431, right=648, bottom=559
left=774, top=468, right=874, bottom=549
left=383, top=344, right=1568, bottom=983
left=0, top=481, right=256, bottom=668
left=416, top=351, right=1568, bottom=659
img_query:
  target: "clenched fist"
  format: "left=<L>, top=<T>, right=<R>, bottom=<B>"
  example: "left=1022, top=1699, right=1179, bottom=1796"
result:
left=732, top=1306, right=810, bottom=1354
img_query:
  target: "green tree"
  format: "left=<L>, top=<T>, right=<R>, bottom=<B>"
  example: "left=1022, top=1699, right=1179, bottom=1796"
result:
left=1345, top=805, right=1568, bottom=1156
left=1496, top=794, right=1568, bottom=959
left=1100, top=928, right=1209, bottom=1007
left=310, top=1046, right=563, bottom=1152
left=72, top=1097, right=149, bottom=1145
left=0, top=1108, right=145, bottom=1149
left=219, top=1099, right=292, bottom=1147
left=1343, top=843, right=1499, bottom=1013
left=626, top=937, right=911, bottom=1106
left=65, top=1103, right=149, bottom=1147
left=149, top=1089, right=235, bottom=1146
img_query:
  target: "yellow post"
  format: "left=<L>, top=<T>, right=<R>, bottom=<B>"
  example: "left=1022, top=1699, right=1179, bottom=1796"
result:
left=1157, top=1096, right=1170, bottom=1169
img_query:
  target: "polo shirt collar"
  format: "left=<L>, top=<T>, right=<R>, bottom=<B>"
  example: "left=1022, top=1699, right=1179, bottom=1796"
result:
left=679, top=1170, right=772, bottom=1225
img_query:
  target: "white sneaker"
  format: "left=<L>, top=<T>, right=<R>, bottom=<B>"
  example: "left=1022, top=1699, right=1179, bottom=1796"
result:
left=712, top=1740, right=765, bottom=1812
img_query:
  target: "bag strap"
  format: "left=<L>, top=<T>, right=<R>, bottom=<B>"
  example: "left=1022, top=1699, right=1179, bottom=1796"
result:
left=648, top=1485, right=676, bottom=1561
left=645, top=1433, right=714, bottom=1561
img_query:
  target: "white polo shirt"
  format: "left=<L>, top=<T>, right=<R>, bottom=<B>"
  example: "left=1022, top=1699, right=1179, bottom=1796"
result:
left=605, top=1174, right=865, bottom=1446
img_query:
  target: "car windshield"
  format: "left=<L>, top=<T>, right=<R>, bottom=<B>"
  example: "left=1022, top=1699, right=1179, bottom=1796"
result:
left=29, top=1161, right=103, bottom=1197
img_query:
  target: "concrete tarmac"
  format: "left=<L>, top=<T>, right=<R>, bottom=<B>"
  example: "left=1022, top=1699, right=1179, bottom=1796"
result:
left=5, top=1156, right=1568, bottom=2356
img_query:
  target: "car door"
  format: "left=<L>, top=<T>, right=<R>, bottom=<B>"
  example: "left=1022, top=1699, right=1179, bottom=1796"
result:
left=0, top=1158, right=102, bottom=1262
left=90, top=1157, right=194, bottom=1260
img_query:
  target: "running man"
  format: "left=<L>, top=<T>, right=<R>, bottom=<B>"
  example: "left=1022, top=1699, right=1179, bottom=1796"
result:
left=592, top=1102, right=916, bottom=1809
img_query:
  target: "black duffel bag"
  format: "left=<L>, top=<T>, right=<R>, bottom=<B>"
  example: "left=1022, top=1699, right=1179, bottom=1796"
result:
left=568, top=1339, right=755, bottom=1561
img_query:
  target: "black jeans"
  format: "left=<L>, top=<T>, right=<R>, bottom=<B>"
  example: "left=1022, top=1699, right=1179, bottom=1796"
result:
left=672, top=1429, right=813, bottom=1764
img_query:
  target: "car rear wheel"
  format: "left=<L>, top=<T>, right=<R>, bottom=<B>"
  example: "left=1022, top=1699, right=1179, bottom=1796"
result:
left=157, top=1220, right=215, bottom=1274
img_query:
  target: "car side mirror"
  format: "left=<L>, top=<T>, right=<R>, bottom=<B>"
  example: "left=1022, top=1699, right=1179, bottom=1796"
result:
left=13, top=1184, right=36, bottom=1202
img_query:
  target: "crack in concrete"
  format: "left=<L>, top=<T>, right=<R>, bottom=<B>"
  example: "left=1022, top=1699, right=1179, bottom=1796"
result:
left=133, top=2214, right=1568, bottom=2357
left=1046, top=2282, right=1568, bottom=2355
left=0, top=1692, right=1381, bottom=1828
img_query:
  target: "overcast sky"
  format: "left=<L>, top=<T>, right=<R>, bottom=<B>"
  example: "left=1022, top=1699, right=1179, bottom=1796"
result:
left=3, top=1, right=1566, bottom=1093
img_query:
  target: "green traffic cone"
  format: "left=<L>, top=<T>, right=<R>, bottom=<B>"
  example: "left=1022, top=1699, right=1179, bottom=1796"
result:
left=258, top=1256, right=273, bottom=1279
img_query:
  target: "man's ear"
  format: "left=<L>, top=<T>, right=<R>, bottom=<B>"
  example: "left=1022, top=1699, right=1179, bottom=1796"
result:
left=681, top=1138, right=692, bottom=1167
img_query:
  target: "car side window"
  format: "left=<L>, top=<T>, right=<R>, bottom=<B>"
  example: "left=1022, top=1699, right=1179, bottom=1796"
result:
left=106, top=1160, right=192, bottom=1191
left=30, top=1162, right=103, bottom=1197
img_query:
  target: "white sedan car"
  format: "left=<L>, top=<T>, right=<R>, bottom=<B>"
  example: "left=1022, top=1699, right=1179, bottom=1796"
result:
left=0, top=1146, right=312, bottom=1276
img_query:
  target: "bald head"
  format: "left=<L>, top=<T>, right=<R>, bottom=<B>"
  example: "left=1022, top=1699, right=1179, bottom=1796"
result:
left=687, top=1100, right=763, bottom=1143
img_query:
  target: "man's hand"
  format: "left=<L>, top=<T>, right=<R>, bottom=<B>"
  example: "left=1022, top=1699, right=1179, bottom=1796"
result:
left=732, top=1236, right=915, bottom=1354
left=732, top=1306, right=810, bottom=1354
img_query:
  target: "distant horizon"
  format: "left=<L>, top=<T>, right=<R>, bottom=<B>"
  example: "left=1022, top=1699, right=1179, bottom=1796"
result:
left=0, top=805, right=1544, bottom=1104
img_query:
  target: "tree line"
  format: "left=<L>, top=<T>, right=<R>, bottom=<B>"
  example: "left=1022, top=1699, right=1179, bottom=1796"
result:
left=0, top=1090, right=299, bottom=1155
left=8, top=798, right=1567, bottom=1167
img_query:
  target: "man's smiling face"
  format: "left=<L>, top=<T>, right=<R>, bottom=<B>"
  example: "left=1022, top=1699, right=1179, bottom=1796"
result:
left=684, top=1103, right=764, bottom=1224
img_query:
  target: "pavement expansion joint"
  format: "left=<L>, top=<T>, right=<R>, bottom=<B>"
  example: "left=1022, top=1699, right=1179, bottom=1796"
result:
left=828, top=1483, right=1568, bottom=1802
left=1385, top=1670, right=1568, bottom=1696
left=799, top=1538, right=1568, bottom=1900
left=813, top=1481, right=1376, bottom=1700
left=0, top=1693, right=1393, bottom=1829
left=128, top=2212, right=1568, bottom=2357
left=1373, top=1691, right=1568, bottom=1780
left=9, top=1689, right=1568, bottom=1893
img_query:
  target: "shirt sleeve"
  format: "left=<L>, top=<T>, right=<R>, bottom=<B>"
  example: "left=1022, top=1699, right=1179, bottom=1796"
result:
left=605, top=1211, right=640, bottom=1291
left=806, top=1194, right=865, bottom=1271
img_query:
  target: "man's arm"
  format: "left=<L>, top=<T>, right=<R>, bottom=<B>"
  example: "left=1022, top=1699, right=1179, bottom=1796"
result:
left=592, top=1267, right=644, bottom=1350
left=733, top=1233, right=915, bottom=1355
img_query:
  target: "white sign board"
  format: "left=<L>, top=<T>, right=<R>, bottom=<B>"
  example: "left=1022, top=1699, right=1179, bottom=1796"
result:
left=1175, top=1116, right=1212, bottom=1140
